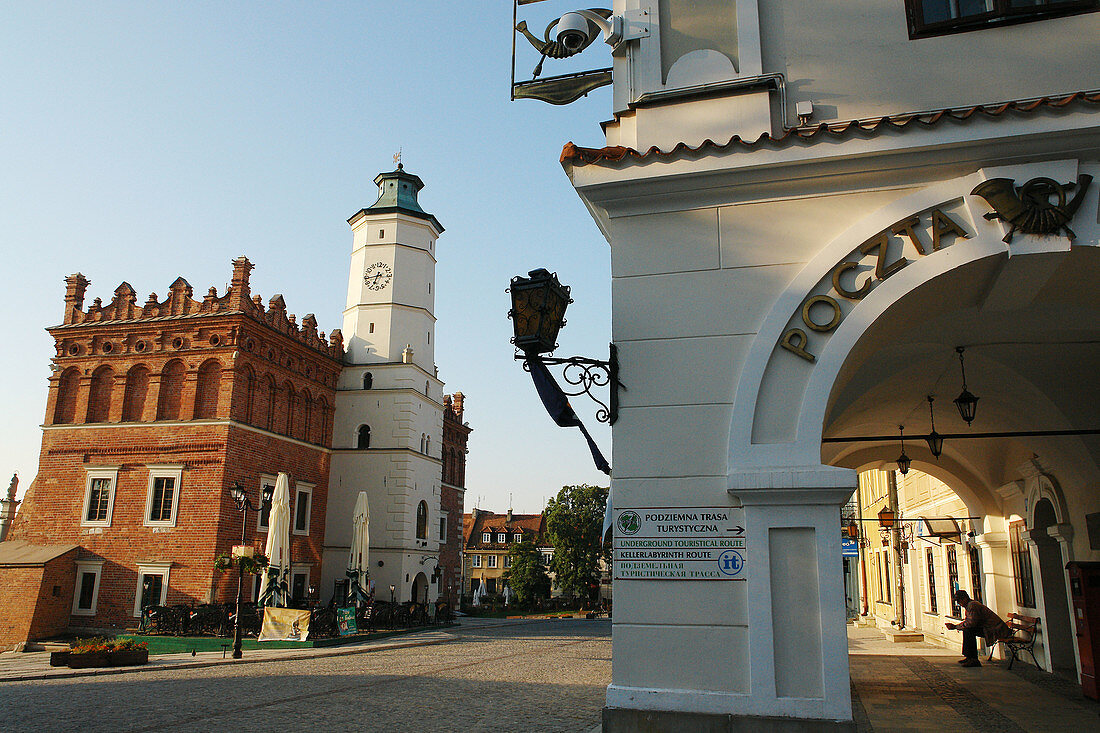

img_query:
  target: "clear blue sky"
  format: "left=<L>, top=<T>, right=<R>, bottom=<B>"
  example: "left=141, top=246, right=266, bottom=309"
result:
left=0, top=2, right=614, bottom=512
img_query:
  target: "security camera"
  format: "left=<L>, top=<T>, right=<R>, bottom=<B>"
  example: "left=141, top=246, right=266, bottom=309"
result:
left=556, top=12, right=594, bottom=54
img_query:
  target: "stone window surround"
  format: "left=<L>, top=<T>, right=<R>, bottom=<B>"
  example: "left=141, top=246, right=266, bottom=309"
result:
left=143, top=464, right=184, bottom=528
left=72, top=559, right=105, bottom=616
left=293, top=482, right=313, bottom=536
left=81, top=465, right=119, bottom=528
left=133, top=562, right=171, bottom=617
left=256, top=474, right=277, bottom=533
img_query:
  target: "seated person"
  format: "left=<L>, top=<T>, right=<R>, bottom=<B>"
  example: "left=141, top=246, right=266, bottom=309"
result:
left=945, top=590, right=1010, bottom=668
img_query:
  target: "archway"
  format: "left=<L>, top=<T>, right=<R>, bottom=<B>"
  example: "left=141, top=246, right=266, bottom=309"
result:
left=1032, top=497, right=1076, bottom=676
left=411, top=572, right=429, bottom=605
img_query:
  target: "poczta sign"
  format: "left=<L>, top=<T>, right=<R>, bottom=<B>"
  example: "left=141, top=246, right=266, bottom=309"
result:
left=780, top=205, right=970, bottom=363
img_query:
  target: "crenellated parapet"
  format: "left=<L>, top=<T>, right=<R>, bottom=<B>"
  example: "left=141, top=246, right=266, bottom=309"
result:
left=58, top=256, right=344, bottom=361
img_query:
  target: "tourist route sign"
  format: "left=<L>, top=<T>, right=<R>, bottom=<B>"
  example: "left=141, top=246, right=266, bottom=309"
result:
left=612, top=506, right=747, bottom=581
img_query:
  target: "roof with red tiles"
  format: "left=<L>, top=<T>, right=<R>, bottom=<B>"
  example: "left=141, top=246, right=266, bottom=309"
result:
left=561, top=90, right=1100, bottom=167
left=462, top=509, right=546, bottom=549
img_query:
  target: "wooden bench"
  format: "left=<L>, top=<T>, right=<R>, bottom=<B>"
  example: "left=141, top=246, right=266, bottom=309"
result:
left=987, top=612, right=1040, bottom=670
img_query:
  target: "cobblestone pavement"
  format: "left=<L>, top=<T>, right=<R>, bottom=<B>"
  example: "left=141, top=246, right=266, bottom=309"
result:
left=0, top=618, right=609, bottom=733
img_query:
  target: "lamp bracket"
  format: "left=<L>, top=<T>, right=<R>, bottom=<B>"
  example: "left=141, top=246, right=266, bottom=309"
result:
left=516, top=343, right=623, bottom=425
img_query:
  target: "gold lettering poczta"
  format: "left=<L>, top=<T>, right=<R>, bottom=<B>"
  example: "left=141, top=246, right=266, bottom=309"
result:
left=779, top=328, right=816, bottom=362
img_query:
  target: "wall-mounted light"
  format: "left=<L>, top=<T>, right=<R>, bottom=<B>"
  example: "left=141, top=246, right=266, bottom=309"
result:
left=877, top=506, right=896, bottom=529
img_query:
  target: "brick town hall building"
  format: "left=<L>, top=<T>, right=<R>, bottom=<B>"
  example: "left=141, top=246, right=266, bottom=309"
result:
left=0, top=165, right=469, bottom=646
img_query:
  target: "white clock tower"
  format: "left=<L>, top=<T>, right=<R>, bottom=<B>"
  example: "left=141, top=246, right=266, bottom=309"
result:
left=322, top=164, right=447, bottom=605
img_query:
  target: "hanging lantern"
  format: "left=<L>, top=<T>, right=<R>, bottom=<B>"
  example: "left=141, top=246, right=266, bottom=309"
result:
left=896, top=426, right=911, bottom=475
left=877, top=506, right=896, bottom=529
left=507, top=268, right=573, bottom=355
left=953, top=346, right=979, bottom=426
left=846, top=520, right=860, bottom=539
left=926, top=395, right=944, bottom=458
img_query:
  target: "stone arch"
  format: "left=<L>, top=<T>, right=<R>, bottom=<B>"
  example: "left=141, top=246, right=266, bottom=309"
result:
left=1025, top=473, right=1070, bottom=529
left=86, top=365, right=115, bottom=423
left=157, top=359, right=186, bottom=420
left=53, top=367, right=80, bottom=424
left=193, top=359, right=221, bottom=419
left=121, top=364, right=151, bottom=422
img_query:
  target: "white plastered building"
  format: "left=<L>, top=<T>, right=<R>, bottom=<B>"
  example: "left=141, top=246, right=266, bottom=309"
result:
left=322, top=165, right=446, bottom=605
left=535, top=1, right=1100, bottom=729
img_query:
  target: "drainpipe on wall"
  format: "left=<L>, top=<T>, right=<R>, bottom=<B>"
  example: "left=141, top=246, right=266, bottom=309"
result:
left=887, top=470, right=905, bottom=629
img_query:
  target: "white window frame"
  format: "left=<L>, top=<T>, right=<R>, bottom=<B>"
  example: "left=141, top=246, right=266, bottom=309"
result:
left=497, top=533, right=506, bottom=543
left=482, top=532, right=491, bottom=543
left=292, top=482, right=313, bottom=536
left=488, top=555, right=498, bottom=569
left=72, top=560, right=105, bottom=616
left=256, top=475, right=276, bottom=533
left=471, top=554, right=482, bottom=568
left=290, top=564, right=310, bottom=600
left=504, top=555, right=511, bottom=569
left=143, top=464, right=184, bottom=528
left=513, top=533, right=523, bottom=543
left=133, top=562, right=172, bottom=617
left=81, top=466, right=119, bottom=528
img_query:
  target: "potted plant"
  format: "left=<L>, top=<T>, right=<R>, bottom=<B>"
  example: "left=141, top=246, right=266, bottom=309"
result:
left=67, top=638, right=111, bottom=668
left=108, top=638, right=148, bottom=666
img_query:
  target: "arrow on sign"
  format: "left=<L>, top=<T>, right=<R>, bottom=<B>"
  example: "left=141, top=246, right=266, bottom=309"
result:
left=727, top=526, right=745, bottom=535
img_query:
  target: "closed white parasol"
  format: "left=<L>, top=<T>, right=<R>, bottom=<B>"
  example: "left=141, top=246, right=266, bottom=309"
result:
left=347, top=491, right=370, bottom=605
left=257, top=473, right=292, bottom=607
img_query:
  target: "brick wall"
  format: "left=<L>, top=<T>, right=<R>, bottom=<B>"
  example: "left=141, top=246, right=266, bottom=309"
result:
left=0, top=549, right=79, bottom=647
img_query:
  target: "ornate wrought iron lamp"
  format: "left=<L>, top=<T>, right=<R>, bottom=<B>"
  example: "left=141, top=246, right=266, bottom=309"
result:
left=227, top=482, right=273, bottom=660
left=508, top=268, right=621, bottom=425
left=953, top=346, right=979, bottom=426
left=896, top=426, right=912, bottom=475
left=925, top=395, right=944, bottom=458
left=877, top=506, right=896, bottom=529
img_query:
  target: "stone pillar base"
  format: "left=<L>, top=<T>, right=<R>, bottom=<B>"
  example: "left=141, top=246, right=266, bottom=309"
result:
left=603, top=707, right=855, bottom=732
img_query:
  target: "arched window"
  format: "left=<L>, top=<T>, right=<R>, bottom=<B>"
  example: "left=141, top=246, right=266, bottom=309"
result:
left=363, top=372, right=373, bottom=390
left=242, top=366, right=256, bottom=424
left=53, top=367, right=80, bottom=424
left=416, top=500, right=428, bottom=539
left=193, top=359, right=221, bottom=419
left=357, top=425, right=371, bottom=449
left=86, top=365, right=115, bottom=423
left=425, top=380, right=429, bottom=397
left=420, top=434, right=426, bottom=453
left=157, top=359, right=186, bottom=420
left=425, top=435, right=430, bottom=456
left=121, top=365, right=150, bottom=422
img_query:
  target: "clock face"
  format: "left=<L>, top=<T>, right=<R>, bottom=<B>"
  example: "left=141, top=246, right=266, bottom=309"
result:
left=364, top=262, right=393, bottom=291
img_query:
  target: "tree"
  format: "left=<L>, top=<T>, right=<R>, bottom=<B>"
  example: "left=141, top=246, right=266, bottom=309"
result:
left=503, top=540, right=551, bottom=608
left=544, top=484, right=609, bottom=600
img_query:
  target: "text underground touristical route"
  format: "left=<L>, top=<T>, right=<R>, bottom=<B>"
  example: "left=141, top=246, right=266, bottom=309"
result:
left=612, top=507, right=747, bottom=580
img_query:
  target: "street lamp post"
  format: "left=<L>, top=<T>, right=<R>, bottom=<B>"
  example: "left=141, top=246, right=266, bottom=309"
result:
left=228, top=482, right=274, bottom=659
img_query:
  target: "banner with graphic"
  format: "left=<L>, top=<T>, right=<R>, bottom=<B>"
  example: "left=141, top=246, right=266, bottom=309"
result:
left=336, top=606, right=358, bottom=636
left=259, top=607, right=311, bottom=642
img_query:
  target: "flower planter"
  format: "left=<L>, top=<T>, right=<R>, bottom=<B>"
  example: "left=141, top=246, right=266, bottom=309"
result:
left=108, top=649, right=148, bottom=666
left=67, top=650, right=110, bottom=668
left=49, top=650, right=70, bottom=667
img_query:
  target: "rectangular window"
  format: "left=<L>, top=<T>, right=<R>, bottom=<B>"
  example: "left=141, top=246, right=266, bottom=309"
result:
left=488, top=555, right=498, bottom=569
left=133, top=563, right=171, bottom=617
left=926, top=549, right=938, bottom=614
left=81, top=467, right=119, bottom=527
left=542, top=552, right=553, bottom=566
left=471, top=555, right=481, bottom=568
left=257, top=476, right=275, bottom=532
left=72, top=561, right=104, bottom=616
left=293, top=484, right=313, bottom=535
left=482, top=532, right=491, bottom=543
left=497, top=533, right=506, bottom=543
left=968, top=545, right=984, bottom=604
left=144, top=465, right=183, bottom=527
left=504, top=556, right=511, bottom=569
left=439, top=515, right=447, bottom=542
left=905, top=0, right=1098, bottom=38
left=946, top=544, right=961, bottom=616
left=1010, top=520, right=1036, bottom=607
left=486, top=578, right=497, bottom=594
left=291, top=567, right=309, bottom=601
left=369, top=322, right=374, bottom=334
